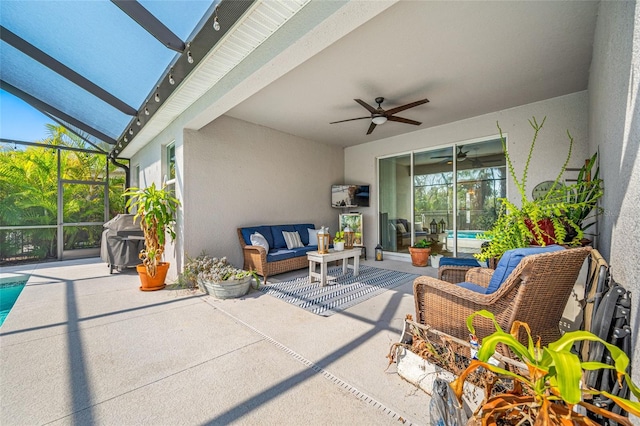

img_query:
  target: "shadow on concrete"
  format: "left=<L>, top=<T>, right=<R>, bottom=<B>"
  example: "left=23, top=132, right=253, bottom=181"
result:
left=0, top=293, right=204, bottom=337
left=202, top=285, right=411, bottom=424
left=65, top=278, right=96, bottom=424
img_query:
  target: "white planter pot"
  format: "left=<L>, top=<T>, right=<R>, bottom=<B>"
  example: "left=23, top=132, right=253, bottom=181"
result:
left=199, top=276, right=252, bottom=299
left=395, top=346, right=483, bottom=417
left=430, top=254, right=443, bottom=268
left=334, top=241, right=345, bottom=251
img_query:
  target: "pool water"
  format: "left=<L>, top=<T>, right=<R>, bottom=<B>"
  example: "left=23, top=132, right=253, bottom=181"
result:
left=0, top=281, right=27, bottom=327
left=446, top=230, right=485, bottom=239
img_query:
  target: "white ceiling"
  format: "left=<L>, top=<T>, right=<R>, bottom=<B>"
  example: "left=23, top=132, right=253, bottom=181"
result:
left=224, top=0, right=599, bottom=147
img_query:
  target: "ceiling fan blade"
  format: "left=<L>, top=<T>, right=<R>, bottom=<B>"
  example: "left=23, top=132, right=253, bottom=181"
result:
left=431, top=155, right=453, bottom=159
left=387, top=116, right=421, bottom=126
left=384, top=98, right=429, bottom=116
left=366, top=122, right=377, bottom=135
left=355, top=99, right=377, bottom=114
left=330, top=116, right=370, bottom=124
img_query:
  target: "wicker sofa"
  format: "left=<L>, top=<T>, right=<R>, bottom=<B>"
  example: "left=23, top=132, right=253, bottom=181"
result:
left=237, top=223, right=320, bottom=282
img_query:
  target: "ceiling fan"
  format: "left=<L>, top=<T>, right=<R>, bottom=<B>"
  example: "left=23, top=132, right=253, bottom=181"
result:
left=432, top=146, right=469, bottom=162
left=330, top=97, right=429, bottom=135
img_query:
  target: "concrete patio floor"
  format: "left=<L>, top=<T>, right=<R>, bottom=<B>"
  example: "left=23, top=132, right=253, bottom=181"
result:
left=1, top=257, right=438, bottom=425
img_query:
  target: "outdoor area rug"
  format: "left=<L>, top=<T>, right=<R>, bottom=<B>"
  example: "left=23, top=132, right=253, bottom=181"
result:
left=259, top=265, right=419, bottom=316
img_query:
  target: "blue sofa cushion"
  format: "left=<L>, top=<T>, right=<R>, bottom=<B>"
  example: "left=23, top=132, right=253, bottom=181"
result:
left=292, top=246, right=317, bottom=256
left=457, top=282, right=488, bottom=294
left=266, top=248, right=297, bottom=262
left=439, top=257, right=481, bottom=268
left=241, top=225, right=274, bottom=248
left=271, top=225, right=296, bottom=249
left=486, top=245, right=565, bottom=294
left=266, top=246, right=317, bottom=263
left=293, top=223, right=315, bottom=245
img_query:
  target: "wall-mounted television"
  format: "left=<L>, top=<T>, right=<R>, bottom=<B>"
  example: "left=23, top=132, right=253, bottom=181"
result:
left=331, top=184, right=370, bottom=208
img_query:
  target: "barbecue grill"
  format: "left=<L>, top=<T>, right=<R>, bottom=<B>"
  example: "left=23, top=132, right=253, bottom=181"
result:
left=100, top=214, right=144, bottom=274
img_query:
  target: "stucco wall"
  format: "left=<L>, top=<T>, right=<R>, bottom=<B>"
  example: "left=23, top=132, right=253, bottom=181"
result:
left=183, top=115, right=344, bottom=268
left=588, top=0, right=640, bottom=388
left=345, top=92, right=590, bottom=258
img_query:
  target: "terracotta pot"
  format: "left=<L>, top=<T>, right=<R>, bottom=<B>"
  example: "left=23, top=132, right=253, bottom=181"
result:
left=525, top=218, right=557, bottom=246
left=409, top=247, right=431, bottom=267
left=136, top=262, right=169, bottom=291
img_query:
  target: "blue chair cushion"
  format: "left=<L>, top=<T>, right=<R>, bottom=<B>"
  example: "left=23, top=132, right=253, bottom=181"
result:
left=486, top=245, right=565, bottom=294
left=439, top=257, right=481, bottom=268
left=293, top=223, right=315, bottom=245
left=271, top=225, right=296, bottom=249
left=457, top=282, right=488, bottom=294
left=241, top=226, right=274, bottom=248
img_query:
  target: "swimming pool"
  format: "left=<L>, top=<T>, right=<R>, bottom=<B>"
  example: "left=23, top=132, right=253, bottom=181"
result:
left=0, top=279, right=27, bottom=327
left=446, top=230, right=489, bottom=253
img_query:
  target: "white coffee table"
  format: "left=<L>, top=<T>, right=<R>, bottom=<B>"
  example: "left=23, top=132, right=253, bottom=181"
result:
left=307, top=248, right=360, bottom=287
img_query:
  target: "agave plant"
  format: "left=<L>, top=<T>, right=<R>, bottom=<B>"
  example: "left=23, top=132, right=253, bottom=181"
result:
left=451, top=310, right=640, bottom=425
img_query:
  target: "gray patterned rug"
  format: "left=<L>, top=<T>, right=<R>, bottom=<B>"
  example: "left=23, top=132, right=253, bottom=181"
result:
left=259, top=265, right=419, bottom=316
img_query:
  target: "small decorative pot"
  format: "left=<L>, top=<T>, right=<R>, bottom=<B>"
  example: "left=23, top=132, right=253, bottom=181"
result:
left=430, top=254, right=443, bottom=268
left=200, top=275, right=252, bottom=299
left=334, top=241, right=345, bottom=251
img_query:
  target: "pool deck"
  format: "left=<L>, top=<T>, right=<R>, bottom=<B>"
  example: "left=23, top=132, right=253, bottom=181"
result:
left=0, top=257, right=437, bottom=425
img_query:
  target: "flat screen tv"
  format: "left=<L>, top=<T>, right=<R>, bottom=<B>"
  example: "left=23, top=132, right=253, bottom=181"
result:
left=331, top=184, right=369, bottom=208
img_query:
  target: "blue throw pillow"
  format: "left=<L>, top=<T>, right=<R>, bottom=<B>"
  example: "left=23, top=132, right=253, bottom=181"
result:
left=486, top=245, right=565, bottom=294
left=293, top=223, right=315, bottom=245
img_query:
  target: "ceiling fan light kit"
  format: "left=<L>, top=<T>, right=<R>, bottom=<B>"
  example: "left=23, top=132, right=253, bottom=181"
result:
left=372, top=115, right=387, bottom=125
left=330, top=96, right=429, bottom=135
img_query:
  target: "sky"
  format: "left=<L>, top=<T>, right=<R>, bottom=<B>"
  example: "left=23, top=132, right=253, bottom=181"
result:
left=0, top=89, right=55, bottom=143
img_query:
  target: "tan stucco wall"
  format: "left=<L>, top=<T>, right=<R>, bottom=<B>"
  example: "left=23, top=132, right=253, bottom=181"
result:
left=182, top=115, right=344, bottom=268
left=345, top=91, right=590, bottom=259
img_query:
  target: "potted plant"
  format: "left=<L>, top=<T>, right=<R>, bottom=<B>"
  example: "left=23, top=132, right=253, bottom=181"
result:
left=409, top=238, right=432, bottom=267
left=451, top=310, right=640, bottom=425
left=193, top=255, right=260, bottom=299
left=333, top=231, right=345, bottom=251
left=123, top=183, right=180, bottom=291
left=429, top=239, right=443, bottom=267
left=476, top=117, right=603, bottom=262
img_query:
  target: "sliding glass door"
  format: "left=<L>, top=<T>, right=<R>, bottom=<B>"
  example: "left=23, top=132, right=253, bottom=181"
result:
left=379, top=154, right=411, bottom=253
left=378, top=139, right=505, bottom=258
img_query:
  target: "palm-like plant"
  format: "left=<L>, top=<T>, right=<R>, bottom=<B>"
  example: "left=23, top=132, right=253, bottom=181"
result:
left=124, top=183, right=180, bottom=277
left=452, top=310, right=640, bottom=425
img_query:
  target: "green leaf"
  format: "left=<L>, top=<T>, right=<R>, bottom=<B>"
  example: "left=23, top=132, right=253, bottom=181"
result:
left=547, top=349, right=582, bottom=404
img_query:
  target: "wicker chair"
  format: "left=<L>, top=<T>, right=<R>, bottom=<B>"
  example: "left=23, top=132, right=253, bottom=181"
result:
left=438, top=257, right=498, bottom=283
left=413, top=246, right=591, bottom=347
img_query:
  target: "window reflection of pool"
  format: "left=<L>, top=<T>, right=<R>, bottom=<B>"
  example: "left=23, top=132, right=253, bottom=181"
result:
left=446, top=230, right=489, bottom=253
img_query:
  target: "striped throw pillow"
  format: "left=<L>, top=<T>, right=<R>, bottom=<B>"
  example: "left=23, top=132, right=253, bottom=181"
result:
left=282, top=231, right=304, bottom=249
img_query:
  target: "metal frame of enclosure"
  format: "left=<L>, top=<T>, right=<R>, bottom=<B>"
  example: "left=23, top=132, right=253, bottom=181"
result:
left=0, top=139, right=127, bottom=263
